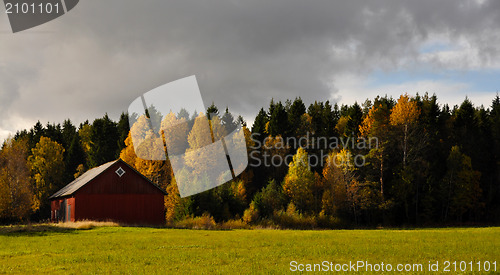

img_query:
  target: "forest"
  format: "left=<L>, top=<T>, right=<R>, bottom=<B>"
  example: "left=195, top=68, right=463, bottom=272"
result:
left=1, top=92, right=499, bottom=228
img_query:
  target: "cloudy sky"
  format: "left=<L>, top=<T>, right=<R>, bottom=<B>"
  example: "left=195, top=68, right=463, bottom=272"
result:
left=1, top=0, right=499, bottom=142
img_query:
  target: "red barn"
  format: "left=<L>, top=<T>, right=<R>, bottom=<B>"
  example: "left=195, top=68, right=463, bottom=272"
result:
left=49, top=159, right=167, bottom=226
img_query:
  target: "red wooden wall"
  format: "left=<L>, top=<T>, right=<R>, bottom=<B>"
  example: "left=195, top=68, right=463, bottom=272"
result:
left=75, top=194, right=164, bottom=225
left=51, top=161, right=166, bottom=226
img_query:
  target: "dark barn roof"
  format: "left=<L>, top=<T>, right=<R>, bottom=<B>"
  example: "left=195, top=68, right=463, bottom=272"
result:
left=49, top=159, right=167, bottom=199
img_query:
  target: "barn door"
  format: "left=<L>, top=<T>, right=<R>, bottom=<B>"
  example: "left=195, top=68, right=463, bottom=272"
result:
left=61, top=199, right=71, bottom=222
left=61, top=199, right=67, bottom=222
left=67, top=202, right=71, bottom=222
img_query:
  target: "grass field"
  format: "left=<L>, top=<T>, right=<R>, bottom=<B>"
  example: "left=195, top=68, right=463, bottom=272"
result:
left=0, top=225, right=498, bottom=274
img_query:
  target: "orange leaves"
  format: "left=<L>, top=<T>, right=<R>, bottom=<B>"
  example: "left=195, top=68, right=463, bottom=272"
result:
left=390, top=94, right=420, bottom=127
left=359, top=107, right=375, bottom=138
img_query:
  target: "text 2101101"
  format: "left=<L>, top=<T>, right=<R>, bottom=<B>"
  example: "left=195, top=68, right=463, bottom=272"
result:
left=5, top=2, right=61, bottom=14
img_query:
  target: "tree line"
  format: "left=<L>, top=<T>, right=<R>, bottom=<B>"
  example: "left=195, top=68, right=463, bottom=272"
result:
left=0, top=93, right=499, bottom=227
left=0, top=114, right=129, bottom=222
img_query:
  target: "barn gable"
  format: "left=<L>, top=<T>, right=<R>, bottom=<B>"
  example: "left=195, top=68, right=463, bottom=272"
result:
left=49, top=159, right=166, bottom=199
left=49, top=159, right=167, bottom=225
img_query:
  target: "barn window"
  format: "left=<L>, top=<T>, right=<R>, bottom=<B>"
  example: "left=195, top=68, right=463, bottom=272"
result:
left=115, top=167, right=126, bottom=177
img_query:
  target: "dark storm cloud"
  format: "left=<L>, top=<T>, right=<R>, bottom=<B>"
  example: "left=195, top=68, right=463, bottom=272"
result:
left=1, top=0, right=499, bottom=139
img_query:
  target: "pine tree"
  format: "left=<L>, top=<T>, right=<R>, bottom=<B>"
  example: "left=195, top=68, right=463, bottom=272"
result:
left=116, top=112, right=130, bottom=155
left=65, top=134, right=86, bottom=182
left=307, top=101, right=325, bottom=136
left=61, top=119, right=77, bottom=149
left=344, top=102, right=363, bottom=138
left=441, top=146, right=482, bottom=222
left=288, top=97, right=306, bottom=136
left=88, top=114, right=119, bottom=167
left=251, top=108, right=269, bottom=143
left=268, top=101, right=288, bottom=137
left=221, top=107, right=237, bottom=133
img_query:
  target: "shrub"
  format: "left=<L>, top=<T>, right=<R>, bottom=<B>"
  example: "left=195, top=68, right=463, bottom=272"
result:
left=173, top=213, right=216, bottom=230
left=272, top=203, right=317, bottom=229
left=316, top=212, right=343, bottom=229
left=242, top=202, right=259, bottom=224
left=252, top=179, right=286, bottom=218
left=218, top=219, right=250, bottom=230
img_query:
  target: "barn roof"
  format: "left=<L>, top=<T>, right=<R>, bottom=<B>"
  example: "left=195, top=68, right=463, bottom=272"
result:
left=49, top=159, right=167, bottom=199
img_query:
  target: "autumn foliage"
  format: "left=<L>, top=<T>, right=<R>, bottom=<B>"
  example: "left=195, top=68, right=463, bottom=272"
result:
left=1, top=94, right=500, bottom=227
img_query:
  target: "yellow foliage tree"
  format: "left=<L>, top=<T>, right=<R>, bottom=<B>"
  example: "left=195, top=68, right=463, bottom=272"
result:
left=0, top=138, right=33, bottom=220
left=335, top=116, right=349, bottom=137
left=164, top=178, right=180, bottom=223
left=124, top=114, right=172, bottom=190
left=78, top=123, right=92, bottom=160
left=120, top=132, right=137, bottom=167
left=283, top=147, right=314, bottom=212
left=28, top=137, right=65, bottom=212
left=390, top=94, right=420, bottom=167
left=160, top=112, right=189, bottom=156
left=296, top=113, right=313, bottom=139
left=322, top=149, right=360, bottom=221
left=187, top=112, right=213, bottom=150
left=184, top=113, right=228, bottom=180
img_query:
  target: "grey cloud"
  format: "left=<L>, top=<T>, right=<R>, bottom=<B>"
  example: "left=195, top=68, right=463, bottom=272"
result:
left=1, top=0, right=499, bottom=138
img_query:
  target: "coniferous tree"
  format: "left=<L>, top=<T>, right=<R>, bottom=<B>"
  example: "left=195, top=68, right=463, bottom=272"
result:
left=323, top=100, right=337, bottom=137
left=251, top=108, right=269, bottom=143
left=490, top=95, right=500, bottom=220
left=221, top=107, right=237, bottom=133
left=344, top=102, right=363, bottom=138
left=441, top=146, right=482, bottom=222
left=287, top=97, right=306, bottom=136
left=268, top=101, right=288, bottom=137
left=88, top=114, right=119, bottom=167
left=453, top=98, right=478, bottom=160
left=65, top=134, right=86, bottom=182
left=307, top=101, right=325, bottom=136
left=44, top=123, right=63, bottom=145
left=61, top=119, right=77, bottom=150
left=116, top=112, right=130, bottom=156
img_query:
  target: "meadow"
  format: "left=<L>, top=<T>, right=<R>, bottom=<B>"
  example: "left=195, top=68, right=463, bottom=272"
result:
left=0, top=225, right=498, bottom=274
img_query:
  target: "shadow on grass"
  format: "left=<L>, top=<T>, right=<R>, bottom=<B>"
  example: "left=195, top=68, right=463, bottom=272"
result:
left=0, top=224, right=78, bottom=237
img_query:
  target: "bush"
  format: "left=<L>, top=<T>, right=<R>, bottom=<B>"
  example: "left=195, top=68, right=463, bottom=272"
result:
left=272, top=203, right=317, bottom=229
left=218, top=219, right=250, bottom=230
left=242, top=202, right=259, bottom=224
left=252, top=179, right=286, bottom=218
left=316, top=212, right=343, bottom=229
left=173, top=213, right=216, bottom=230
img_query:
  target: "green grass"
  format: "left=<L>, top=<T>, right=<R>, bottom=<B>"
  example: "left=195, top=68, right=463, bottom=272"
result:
left=0, top=226, right=498, bottom=274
